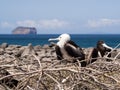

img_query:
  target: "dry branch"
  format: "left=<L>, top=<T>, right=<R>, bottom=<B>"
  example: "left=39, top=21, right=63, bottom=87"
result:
left=0, top=45, right=120, bottom=90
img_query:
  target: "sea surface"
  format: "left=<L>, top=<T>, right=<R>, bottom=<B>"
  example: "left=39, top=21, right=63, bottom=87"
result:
left=0, top=34, right=120, bottom=48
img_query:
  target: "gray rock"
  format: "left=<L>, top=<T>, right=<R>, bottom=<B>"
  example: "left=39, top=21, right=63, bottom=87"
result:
left=0, top=49, right=4, bottom=55
left=111, top=50, right=118, bottom=57
left=5, top=51, right=13, bottom=55
left=15, top=47, right=25, bottom=57
left=21, top=43, right=36, bottom=57
left=34, top=45, right=42, bottom=51
left=43, top=44, right=50, bottom=49
left=0, top=43, right=8, bottom=49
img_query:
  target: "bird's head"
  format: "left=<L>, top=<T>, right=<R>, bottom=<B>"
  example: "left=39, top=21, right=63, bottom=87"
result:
left=97, top=40, right=113, bottom=51
left=48, top=33, right=71, bottom=47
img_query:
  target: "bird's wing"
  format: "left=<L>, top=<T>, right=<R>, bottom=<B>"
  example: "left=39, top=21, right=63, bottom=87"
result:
left=55, top=45, right=63, bottom=60
left=65, top=43, right=85, bottom=59
left=67, top=40, right=79, bottom=47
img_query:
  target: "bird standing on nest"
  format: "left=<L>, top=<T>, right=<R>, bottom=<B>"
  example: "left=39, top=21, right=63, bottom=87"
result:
left=48, top=33, right=86, bottom=67
left=90, top=40, right=113, bottom=63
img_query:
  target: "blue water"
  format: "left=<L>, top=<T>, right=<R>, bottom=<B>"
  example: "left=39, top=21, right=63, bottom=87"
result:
left=0, top=34, right=120, bottom=48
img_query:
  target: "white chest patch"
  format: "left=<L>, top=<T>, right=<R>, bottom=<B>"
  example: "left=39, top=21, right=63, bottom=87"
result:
left=57, top=41, right=74, bottom=60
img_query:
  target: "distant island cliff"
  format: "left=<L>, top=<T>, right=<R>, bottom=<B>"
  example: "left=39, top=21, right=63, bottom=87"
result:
left=12, top=26, right=37, bottom=34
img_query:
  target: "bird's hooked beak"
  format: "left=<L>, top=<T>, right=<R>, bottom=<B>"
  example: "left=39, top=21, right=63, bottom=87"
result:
left=48, top=38, right=59, bottom=42
left=102, top=43, right=113, bottom=50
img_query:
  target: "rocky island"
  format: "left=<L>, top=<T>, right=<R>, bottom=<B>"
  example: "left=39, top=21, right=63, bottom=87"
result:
left=12, top=26, right=37, bottom=34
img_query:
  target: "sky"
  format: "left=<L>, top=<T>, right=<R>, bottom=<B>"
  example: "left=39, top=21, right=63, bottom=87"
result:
left=0, top=0, right=120, bottom=34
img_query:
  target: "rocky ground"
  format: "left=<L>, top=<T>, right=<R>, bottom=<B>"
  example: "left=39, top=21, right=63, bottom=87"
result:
left=0, top=43, right=120, bottom=90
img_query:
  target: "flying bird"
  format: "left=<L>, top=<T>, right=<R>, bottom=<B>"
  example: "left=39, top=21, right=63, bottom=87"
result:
left=48, top=33, right=86, bottom=66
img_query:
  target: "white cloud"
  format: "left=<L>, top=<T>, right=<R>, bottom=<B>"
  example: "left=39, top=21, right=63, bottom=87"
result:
left=16, top=20, right=37, bottom=27
left=0, top=22, right=14, bottom=28
left=87, top=18, right=120, bottom=28
left=0, top=19, right=69, bottom=29
left=38, top=19, right=69, bottom=29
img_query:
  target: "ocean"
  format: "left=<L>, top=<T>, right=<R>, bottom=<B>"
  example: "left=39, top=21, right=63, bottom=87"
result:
left=0, top=34, right=120, bottom=48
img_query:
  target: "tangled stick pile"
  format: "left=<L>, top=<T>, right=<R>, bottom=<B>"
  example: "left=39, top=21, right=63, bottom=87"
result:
left=0, top=43, right=120, bottom=90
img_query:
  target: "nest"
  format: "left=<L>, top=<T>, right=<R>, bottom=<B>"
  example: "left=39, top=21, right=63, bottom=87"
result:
left=0, top=44, right=120, bottom=90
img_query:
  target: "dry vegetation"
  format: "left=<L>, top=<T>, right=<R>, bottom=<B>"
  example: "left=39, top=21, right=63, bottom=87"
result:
left=0, top=43, right=120, bottom=90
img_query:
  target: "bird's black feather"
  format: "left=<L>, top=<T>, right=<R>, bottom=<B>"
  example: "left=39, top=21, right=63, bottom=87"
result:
left=55, top=45, right=63, bottom=60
